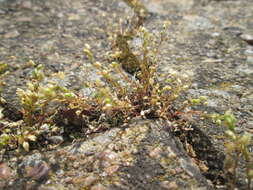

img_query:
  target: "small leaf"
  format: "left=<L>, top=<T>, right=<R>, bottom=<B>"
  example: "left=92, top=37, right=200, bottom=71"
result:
left=247, top=170, right=253, bottom=179
left=191, top=99, right=201, bottom=104
left=238, top=133, right=251, bottom=146
left=23, top=141, right=30, bottom=152
left=224, top=142, right=236, bottom=153
left=223, top=111, right=237, bottom=131
left=225, top=130, right=236, bottom=141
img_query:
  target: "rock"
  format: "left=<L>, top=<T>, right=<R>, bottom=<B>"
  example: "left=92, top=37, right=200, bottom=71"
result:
left=236, top=64, right=253, bottom=75
left=4, top=30, right=20, bottom=39
left=69, top=120, right=213, bottom=189
left=72, top=174, right=97, bottom=186
left=161, top=181, right=178, bottom=190
left=67, top=13, right=81, bottom=21
left=244, top=47, right=253, bottom=56
left=223, top=26, right=243, bottom=36
left=40, top=124, right=50, bottom=133
left=20, top=1, right=32, bottom=9
left=3, top=119, right=215, bottom=189
left=25, top=161, right=50, bottom=181
left=1, top=0, right=253, bottom=189
left=47, top=136, right=64, bottom=145
left=0, top=162, right=12, bottom=180
left=240, top=33, right=253, bottom=45
left=145, top=0, right=194, bottom=15
left=1, top=102, right=23, bottom=121
left=90, top=184, right=108, bottom=190
left=104, top=165, right=119, bottom=176
left=183, top=15, right=213, bottom=31
left=149, top=146, right=163, bottom=159
left=18, top=153, right=43, bottom=176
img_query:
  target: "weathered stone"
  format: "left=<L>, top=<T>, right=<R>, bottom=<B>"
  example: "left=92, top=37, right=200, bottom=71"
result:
left=4, top=30, right=20, bottom=39
left=0, top=0, right=253, bottom=189
left=240, top=33, right=253, bottom=45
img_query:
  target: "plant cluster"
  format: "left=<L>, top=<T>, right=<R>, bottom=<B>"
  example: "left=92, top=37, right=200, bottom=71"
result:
left=82, top=24, right=192, bottom=123
left=0, top=20, right=196, bottom=152
left=0, top=62, right=76, bottom=151
left=0, top=62, right=8, bottom=96
left=0, top=1, right=251, bottom=189
left=213, top=111, right=253, bottom=190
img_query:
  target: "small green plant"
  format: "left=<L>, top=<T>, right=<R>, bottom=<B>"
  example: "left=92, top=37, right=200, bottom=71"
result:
left=14, top=62, right=75, bottom=151
left=83, top=23, right=190, bottom=123
left=0, top=62, right=8, bottom=96
left=1, top=19, right=191, bottom=153
left=17, top=63, right=75, bottom=127
left=0, top=62, right=8, bottom=75
left=213, top=111, right=253, bottom=190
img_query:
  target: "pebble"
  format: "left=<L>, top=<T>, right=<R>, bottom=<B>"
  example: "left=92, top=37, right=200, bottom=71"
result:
left=244, top=47, right=253, bottom=56
left=223, top=26, right=243, bottom=36
left=4, top=30, right=20, bottom=39
left=104, top=165, right=119, bottom=176
left=211, top=32, right=220, bottom=38
left=20, top=1, right=32, bottom=9
left=68, top=14, right=81, bottom=21
left=40, top=124, right=50, bottom=133
left=37, top=186, right=56, bottom=190
left=149, top=147, right=163, bottom=159
left=99, top=150, right=118, bottom=164
left=165, top=181, right=178, bottom=190
left=240, top=33, right=253, bottom=45
left=0, top=162, right=12, bottom=179
left=91, top=184, right=108, bottom=190
left=25, top=161, right=50, bottom=181
left=48, top=136, right=64, bottom=145
left=72, top=161, right=79, bottom=169
left=83, top=174, right=97, bottom=186
left=71, top=176, right=86, bottom=185
left=167, top=147, right=177, bottom=158
left=64, top=177, right=72, bottom=184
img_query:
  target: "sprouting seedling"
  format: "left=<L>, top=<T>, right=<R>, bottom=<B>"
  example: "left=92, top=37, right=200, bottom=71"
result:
left=16, top=62, right=76, bottom=151
left=214, top=111, right=253, bottom=190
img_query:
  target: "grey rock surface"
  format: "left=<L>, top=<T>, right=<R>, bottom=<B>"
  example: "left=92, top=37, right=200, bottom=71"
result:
left=3, top=120, right=214, bottom=189
left=0, top=0, right=253, bottom=189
